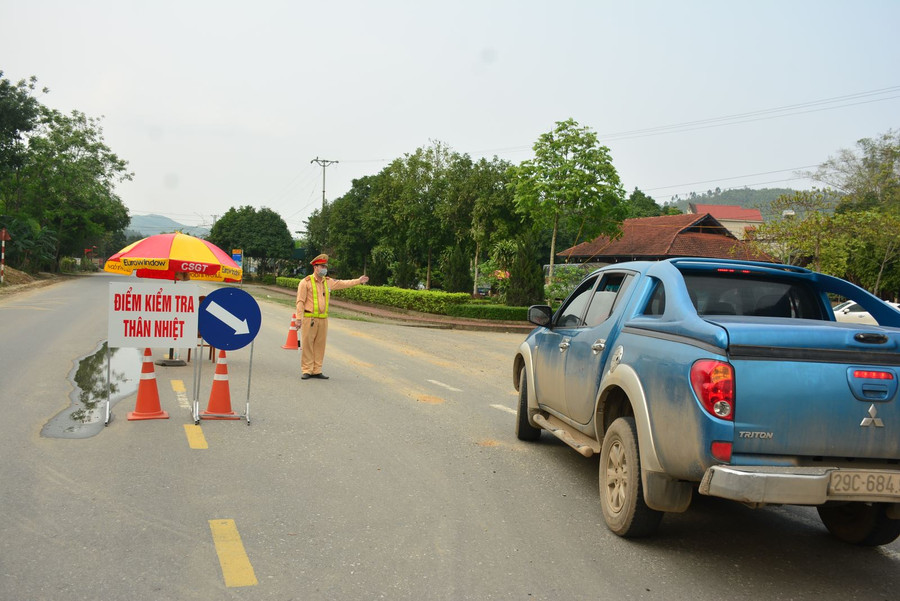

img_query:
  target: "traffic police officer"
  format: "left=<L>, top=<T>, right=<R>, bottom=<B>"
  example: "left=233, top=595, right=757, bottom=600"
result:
left=295, top=254, right=369, bottom=379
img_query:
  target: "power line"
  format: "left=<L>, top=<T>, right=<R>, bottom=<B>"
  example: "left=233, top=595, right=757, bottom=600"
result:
left=644, top=165, right=820, bottom=192
left=598, top=86, right=900, bottom=140
left=467, top=84, right=900, bottom=154
left=602, top=95, right=900, bottom=142
left=131, top=85, right=898, bottom=226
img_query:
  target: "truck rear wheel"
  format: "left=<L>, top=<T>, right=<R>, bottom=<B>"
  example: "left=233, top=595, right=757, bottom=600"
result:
left=599, top=417, right=663, bottom=537
left=817, top=502, right=900, bottom=546
left=515, top=368, right=541, bottom=441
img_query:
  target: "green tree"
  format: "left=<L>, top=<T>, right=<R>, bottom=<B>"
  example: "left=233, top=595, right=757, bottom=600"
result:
left=18, top=108, right=131, bottom=263
left=625, top=187, right=662, bottom=218
left=442, top=243, right=473, bottom=293
left=390, top=143, right=452, bottom=289
left=784, top=130, right=900, bottom=297
left=0, top=72, right=44, bottom=183
left=0, top=215, right=57, bottom=271
left=839, top=210, right=900, bottom=297
left=326, top=175, right=379, bottom=276
left=511, top=118, right=626, bottom=280
left=506, top=232, right=544, bottom=306
left=208, top=205, right=293, bottom=276
left=245, top=207, right=294, bottom=273
left=470, top=157, right=518, bottom=294
left=302, top=203, right=330, bottom=269
left=752, top=189, right=842, bottom=271
left=208, top=206, right=254, bottom=256
left=810, top=130, right=900, bottom=213
left=0, top=74, right=132, bottom=272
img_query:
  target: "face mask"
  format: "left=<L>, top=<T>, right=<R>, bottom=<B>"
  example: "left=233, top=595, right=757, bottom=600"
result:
left=318, top=267, right=327, bottom=277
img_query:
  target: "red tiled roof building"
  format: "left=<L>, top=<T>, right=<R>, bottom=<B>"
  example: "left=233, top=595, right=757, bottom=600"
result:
left=559, top=213, right=772, bottom=264
left=688, top=203, right=764, bottom=240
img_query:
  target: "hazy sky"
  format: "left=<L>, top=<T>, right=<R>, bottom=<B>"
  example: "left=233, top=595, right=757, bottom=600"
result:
left=2, top=0, right=898, bottom=236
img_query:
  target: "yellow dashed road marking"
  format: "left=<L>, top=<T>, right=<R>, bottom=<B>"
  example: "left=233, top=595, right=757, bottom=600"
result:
left=183, top=425, right=208, bottom=449
left=209, top=519, right=258, bottom=588
left=170, top=379, right=192, bottom=412
left=172, top=381, right=206, bottom=448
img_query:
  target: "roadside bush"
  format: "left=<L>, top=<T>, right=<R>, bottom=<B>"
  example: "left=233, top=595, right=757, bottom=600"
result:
left=276, top=278, right=470, bottom=315
left=60, top=257, right=77, bottom=273
left=334, top=285, right=469, bottom=314
left=445, top=303, right=528, bottom=321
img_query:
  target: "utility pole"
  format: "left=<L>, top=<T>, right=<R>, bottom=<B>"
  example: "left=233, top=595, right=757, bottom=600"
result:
left=310, top=157, right=339, bottom=211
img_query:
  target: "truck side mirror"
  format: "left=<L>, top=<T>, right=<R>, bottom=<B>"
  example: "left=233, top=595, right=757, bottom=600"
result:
left=528, top=305, right=553, bottom=327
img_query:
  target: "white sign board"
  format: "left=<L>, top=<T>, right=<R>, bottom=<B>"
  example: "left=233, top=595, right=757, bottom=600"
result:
left=108, top=282, right=199, bottom=348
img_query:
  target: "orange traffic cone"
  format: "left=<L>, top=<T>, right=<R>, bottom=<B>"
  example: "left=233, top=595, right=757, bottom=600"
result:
left=128, top=348, right=169, bottom=420
left=201, top=349, right=239, bottom=420
left=282, top=313, right=299, bottom=350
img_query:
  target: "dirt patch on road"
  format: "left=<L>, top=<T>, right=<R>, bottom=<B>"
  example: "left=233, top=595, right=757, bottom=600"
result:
left=475, top=439, right=501, bottom=447
left=0, top=266, right=65, bottom=297
left=417, top=394, right=445, bottom=405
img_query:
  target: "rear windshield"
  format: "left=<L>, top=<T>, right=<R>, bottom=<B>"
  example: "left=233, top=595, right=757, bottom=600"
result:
left=682, top=273, right=825, bottom=319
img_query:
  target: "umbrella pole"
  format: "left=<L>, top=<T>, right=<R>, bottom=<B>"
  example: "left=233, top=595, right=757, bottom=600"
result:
left=193, top=337, right=203, bottom=424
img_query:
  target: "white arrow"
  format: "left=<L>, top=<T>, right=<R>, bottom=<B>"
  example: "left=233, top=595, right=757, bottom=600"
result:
left=206, top=300, right=250, bottom=335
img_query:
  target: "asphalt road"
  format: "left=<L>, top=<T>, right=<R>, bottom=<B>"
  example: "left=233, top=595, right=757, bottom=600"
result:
left=1, top=273, right=898, bottom=600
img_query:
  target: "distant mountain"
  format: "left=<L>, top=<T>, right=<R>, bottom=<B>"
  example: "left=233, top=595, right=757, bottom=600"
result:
left=127, top=214, right=210, bottom=238
left=664, top=188, right=795, bottom=218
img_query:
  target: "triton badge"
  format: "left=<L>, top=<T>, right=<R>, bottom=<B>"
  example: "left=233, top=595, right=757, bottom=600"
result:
left=860, top=404, right=885, bottom=428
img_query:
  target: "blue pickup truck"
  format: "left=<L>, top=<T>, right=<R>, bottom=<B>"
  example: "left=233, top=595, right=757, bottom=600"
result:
left=513, top=258, right=900, bottom=545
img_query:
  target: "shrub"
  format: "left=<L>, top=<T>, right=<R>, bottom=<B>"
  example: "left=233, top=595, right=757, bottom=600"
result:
left=276, top=278, right=469, bottom=315
left=333, top=285, right=469, bottom=314
left=60, top=257, right=78, bottom=273
left=445, top=303, right=528, bottom=321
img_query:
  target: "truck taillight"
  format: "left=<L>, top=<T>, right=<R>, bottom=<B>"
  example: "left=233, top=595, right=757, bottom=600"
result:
left=854, top=370, right=894, bottom=380
left=711, top=441, right=732, bottom=462
left=691, top=360, right=735, bottom=421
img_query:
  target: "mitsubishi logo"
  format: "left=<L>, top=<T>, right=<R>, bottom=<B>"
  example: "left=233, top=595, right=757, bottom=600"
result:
left=860, top=404, right=885, bottom=428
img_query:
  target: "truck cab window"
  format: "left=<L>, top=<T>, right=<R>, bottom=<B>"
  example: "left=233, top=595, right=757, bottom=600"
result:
left=643, top=280, right=665, bottom=316
left=555, top=275, right=598, bottom=328
left=584, top=273, right=632, bottom=327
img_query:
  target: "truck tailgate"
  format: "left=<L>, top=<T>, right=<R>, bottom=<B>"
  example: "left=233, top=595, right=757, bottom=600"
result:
left=716, top=318, right=900, bottom=459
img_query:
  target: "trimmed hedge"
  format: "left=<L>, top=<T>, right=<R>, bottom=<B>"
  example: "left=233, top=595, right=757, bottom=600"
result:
left=276, top=278, right=530, bottom=321
left=445, top=303, right=529, bottom=321
left=276, top=278, right=470, bottom=315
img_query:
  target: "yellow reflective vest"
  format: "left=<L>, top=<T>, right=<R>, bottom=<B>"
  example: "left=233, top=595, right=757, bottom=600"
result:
left=304, top=274, right=329, bottom=318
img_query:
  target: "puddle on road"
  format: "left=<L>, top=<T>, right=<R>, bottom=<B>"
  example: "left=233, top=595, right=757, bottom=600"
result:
left=42, top=342, right=143, bottom=439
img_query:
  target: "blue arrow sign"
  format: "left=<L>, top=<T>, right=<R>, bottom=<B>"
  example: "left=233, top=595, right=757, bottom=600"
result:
left=198, top=288, right=261, bottom=350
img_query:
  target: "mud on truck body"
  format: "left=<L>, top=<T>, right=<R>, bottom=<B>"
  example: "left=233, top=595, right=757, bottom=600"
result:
left=513, top=258, right=900, bottom=545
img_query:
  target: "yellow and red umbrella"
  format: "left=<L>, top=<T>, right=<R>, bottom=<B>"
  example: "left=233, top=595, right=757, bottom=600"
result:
left=104, top=233, right=242, bottom=282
